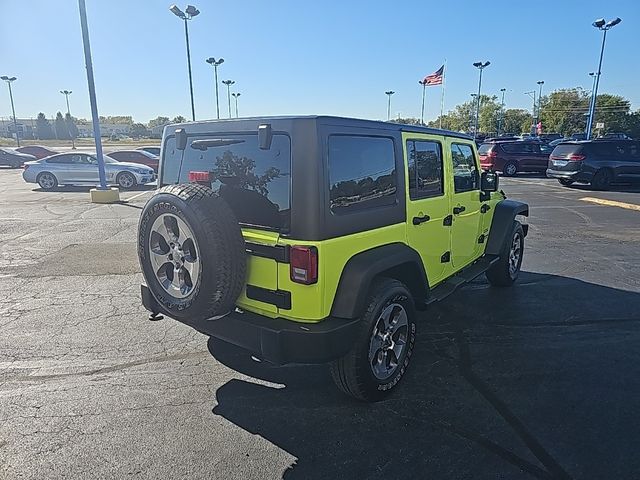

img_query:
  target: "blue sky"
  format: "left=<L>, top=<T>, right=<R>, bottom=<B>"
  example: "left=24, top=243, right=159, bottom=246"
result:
left=1, top=0, right=638, bottom=124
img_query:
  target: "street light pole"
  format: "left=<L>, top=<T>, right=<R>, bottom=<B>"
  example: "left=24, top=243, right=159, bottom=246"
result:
left=536, top=81, right=544, bottom=128
left=498, top=88, right=506, bottom=136
left=525, top=91, right=536, bottom=134
left=60, top=90, right=76, bottom=149
left=586, top=72, right=597, bottom=136
left=418, top=80, right=427, bottom=125
left=586, top=17, right=621, bottom=140
left=1, top=76, right=20, bottom=147
left=472, top=61, right=490, bottom=140
left=206, top=57, right=224, bottom=119
left=222, top=80, right=235, bottom=118
left=170, top=5, right=200, bottom=121
left=231, top=92, right=241, bottom=118
left=385, top=91, right=395, bottom=121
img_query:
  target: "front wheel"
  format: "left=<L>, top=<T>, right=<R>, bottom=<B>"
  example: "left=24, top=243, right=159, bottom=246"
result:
left=486, top=221, right=525, bottom=287
left=117, top=171, right=137, bottom=189
left=330, top=278, right=416, bottom=402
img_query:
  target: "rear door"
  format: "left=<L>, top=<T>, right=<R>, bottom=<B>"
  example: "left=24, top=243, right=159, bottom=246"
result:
left=403, top=133, right=451, bottom=286
left=447, top=140, right=483, bottom=270
left=161, top=132, right=292, bottom=317
left=613, top=141, right=640, bottom=181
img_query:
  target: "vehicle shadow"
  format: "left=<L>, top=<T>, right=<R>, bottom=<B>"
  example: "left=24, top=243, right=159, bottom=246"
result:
left=209, top=272, right=640, bottom=479
left=31, top=184, right=155, bottom=193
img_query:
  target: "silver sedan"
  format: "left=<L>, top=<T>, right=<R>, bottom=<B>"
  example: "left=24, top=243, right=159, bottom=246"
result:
left=22, top=152, right=156, bottom=190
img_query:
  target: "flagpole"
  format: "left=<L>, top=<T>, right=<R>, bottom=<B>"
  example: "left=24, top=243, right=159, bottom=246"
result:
left=440, top=59, right=447, bottom=129
left=419, top=80, right=427, bottom=125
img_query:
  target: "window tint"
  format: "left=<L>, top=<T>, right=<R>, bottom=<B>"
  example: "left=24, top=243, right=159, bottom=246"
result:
left=47, top=155, right=73, bottom=164
left=328, top=135, right=397, bottom=214
left=162, top=134, right=291, bottom=231
left=551, top=145, right=581, bottom=157
left=406, top=140, right=443, bottom=199
left=477, top=143, right=493, bottom=155
left=451, top=143, right=479, bottom=193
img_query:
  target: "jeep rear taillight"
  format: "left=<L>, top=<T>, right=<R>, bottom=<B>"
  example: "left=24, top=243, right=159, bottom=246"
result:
left=290, top=246, right=318, bottom=285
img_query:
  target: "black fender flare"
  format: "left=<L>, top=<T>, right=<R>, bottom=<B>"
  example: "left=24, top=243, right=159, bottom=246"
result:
left=485, top=199, right=529, bottom=256
left=330, top=243, right=429, bottom=319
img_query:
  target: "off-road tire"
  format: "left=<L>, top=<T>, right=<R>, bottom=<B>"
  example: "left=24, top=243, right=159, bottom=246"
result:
left=558, top=179, right=574, bottom=186
left=138, top=183, right=246, bottom=322
left=330, top=278, right=416, bottom=402
left=486, top=221, right=524, bottom=287
left=591, top=168, right=612, bottom=190
left=502, top=162, right=518, bottom=177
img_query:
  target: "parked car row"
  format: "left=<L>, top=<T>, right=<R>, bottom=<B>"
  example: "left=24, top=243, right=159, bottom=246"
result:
left=479, top=137, right=640, bottom=190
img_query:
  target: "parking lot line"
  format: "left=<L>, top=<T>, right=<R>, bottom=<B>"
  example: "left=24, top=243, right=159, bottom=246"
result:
left=580, top=197, right=640, bottom=212
left=124, top=189, right=155, bottom=201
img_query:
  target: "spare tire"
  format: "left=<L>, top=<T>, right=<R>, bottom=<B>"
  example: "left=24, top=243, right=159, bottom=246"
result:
left=138, top=183, right=246, bottom=322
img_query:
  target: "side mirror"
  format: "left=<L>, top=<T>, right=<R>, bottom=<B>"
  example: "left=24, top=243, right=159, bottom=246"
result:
left=258, top=123, right=272, bottom=150
left=481, top=170, right=499, bottom=192
left=175, top=128, right=187, bottom=150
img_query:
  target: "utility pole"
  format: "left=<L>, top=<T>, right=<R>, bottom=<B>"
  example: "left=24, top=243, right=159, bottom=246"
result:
left=472, top=61, right=490, bottom=140
left=498, top=88, right=506, bottom=136
left=231, top=92, right=241, bottom=118
left=206, top=57, right=224, bottom=119
left=536, top=80, right=544, bottom=130
left=0, top=76, right=20, bottom=147
left=418, top=80, right=427, bottom=125
left=60, top=90, right=76, bottom=149
left=385, top=91, right=395, bottom=121
left=170, top=5, right=200, bottom=121
left=222, top=80, right=235, bottom=118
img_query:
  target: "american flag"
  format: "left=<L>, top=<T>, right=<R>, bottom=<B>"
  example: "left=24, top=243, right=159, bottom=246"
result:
left=422, top=65, right=444, bottom=86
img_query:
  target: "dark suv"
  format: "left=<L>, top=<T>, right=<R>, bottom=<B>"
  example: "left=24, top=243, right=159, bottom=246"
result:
left=547, top=140, right=640, bottom=189
left=478, top=140, right=552, bottom=176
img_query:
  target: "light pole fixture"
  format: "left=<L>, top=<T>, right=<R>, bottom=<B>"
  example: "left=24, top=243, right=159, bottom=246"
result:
left=472, top=61, right=490, bottom=139
left=1, top=76, right=20, bottom=147
left=60, top=89, right=76, bottom=149
left=418, top=80, right=427, bottom=125
left=498, top=88, right=506, bottom=136
left=170, top=4, right=200, bottom=121
left=385, top=91, right=395, bottom=121
left=206, top=57, right=224, bottom=119
left=536, top=80, right=544, bottom=126
left=586, top=17, right=621, bottom=140
left=231, top=92, right=241, bottom=118
left=222, top=80, right=235, bottom=118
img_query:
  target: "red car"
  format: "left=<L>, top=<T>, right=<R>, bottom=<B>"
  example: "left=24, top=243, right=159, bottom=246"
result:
left=107, top=150, right=159, bottom=172
left=478, top=140, right=552, bottom=176
left=15, top=145, right=58, bottom=159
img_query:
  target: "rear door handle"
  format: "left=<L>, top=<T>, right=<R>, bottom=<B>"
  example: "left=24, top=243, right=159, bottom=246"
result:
left=453, top=206, right=466, bottom=215
left=412, top=214, right=430, bottom=225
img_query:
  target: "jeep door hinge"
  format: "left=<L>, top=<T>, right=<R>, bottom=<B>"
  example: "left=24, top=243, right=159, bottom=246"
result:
left=440, top=251, right=451, bottom=263
left=443, top=214, right=453, bottom=226
left=480, top=204, right=491, bottom=213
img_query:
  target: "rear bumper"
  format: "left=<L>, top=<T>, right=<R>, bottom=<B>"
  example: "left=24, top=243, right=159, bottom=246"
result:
left=141, top=285, right=359, bottom=365
left=546, top=168, right=591, bottom=182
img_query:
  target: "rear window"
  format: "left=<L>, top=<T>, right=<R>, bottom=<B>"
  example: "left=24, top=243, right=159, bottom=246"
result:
left=551, top=144, right=583, bottom=157
left=162, top=133, right=291, bottom=231
left=328, top=135, right=397, bottom=215
left=477, top=143, right=493, bottom=155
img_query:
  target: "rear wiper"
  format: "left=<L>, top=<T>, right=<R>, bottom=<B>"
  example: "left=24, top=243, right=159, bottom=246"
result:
left=190, top=139, right=245, bottom=150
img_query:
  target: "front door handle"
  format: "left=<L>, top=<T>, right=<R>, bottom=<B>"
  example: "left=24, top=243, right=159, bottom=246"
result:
left=453, top=205, right=466, bottom=215
left=412, top=214, right=430, bottom=225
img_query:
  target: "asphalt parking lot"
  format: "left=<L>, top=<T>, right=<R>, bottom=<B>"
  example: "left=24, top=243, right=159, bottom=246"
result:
left=1, top=169, right=639, bottom=479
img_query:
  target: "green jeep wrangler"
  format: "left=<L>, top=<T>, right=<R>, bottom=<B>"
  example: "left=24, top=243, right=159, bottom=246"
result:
left=138, top=116, right=528, bottom=402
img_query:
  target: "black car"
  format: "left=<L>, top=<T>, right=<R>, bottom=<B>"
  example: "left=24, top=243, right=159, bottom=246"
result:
left=546, top=140, right=640, bottom=189
left=0, top=148, right=36, bottom=168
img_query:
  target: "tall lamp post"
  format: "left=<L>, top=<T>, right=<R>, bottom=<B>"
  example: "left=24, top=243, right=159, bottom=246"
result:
left=222, top=80, right=235, bottom=118
left=498, top=88, right=506, bottom=136
left=525, top=91, right=536, bottom=135
left=205, top=57, right=224, bottom=119
left=586, top=72, right=597, bottom=135
left=170, top=4, right=200, bottom=121
left=60, top=90, right=76, bottom=149
left=1, top=76, right=20, bottom=147
left=472, top=61, right=490, bottom=140
left=385, top=91, right=395, bottom=121
left=536, top=80, right=544, bottom=129
left=586, top=17, right=622, bottom=140
left=418, top=80, right=427, bottom=125
left=231, top=92, right=241, bottom=118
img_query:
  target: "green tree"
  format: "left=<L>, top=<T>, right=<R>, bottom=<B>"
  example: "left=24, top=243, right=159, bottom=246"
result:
left=35, top=112, right=54, bottom=140
left=148, top=116, right=170, bottom=128
left=130, top=123, right=150, bottom=138
left=211, top=150, right=280, bottom=196
left=539, top=89, right=590, bottom=136
left=430, top=95, right=500, bottom=133
left=65, top=113, right=79, bottom=139
left=500, top=109, right=531, bottom=135
left=389, top=117, right=422, bottom=126
left=172, top=115, right=187, bottom=123
left=54, top=112, right=69, bottom=140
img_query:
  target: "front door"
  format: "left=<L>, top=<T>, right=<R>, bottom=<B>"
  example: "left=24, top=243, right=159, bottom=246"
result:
left=403, top=133, right=451, bottom=287
left=448, top=140, right=483, bottom=270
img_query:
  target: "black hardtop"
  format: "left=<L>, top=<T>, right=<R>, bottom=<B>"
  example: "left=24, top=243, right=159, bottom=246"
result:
left=164, top=115, right=473, bottom=141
